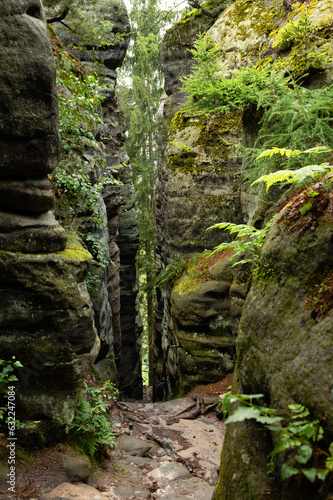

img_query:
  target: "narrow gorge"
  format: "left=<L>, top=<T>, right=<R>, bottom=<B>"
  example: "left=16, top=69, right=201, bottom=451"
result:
left=0, top=0, right=332, bottom=498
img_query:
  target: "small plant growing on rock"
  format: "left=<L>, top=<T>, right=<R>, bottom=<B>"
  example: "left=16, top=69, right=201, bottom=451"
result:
left=222, top=393, right=333, bottom=484
left=206, top=218, right=274, bottom=266
left=0, top=358, right=22, bottom=425
left=272, top=10, right=321, bottom=51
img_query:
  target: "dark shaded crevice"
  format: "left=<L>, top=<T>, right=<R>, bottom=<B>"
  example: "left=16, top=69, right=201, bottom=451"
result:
left=26, top=4, right=43, bottom=20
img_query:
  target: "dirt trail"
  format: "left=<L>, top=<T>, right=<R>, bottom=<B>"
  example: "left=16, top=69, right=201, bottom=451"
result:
left=2, top=377, right=232, bottom=500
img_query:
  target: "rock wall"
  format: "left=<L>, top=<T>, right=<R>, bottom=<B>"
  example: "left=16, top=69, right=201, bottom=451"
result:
left=154, top=0, right=285, bottom=398
left=0, top=0, right=99, bottom=423
left=154, top=0, right=333, bottom=495
left=48, top=0, right=142, bottom=398
left=154, top=0, right=333, bottom=417
left=213, top=180, right=333, bottom=499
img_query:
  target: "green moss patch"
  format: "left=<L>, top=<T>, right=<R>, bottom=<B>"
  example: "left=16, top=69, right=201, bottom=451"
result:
left=56, top=243, right=92, bottom=262
left=173, top=250, right=234, bottom=295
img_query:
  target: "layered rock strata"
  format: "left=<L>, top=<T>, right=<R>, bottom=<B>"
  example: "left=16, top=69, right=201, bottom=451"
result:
left=0, top=0, right=99, bottom=423
left=154, top=0, right=333, bottom=399
left=153, top=0, right=273, bottom=397
left=50, top=0, right=142, bottom=398
left=0, top=0, right=67, bottom=253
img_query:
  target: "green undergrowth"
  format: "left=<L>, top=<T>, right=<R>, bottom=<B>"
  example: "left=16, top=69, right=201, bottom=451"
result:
left=180, top=21, right=333, bottom=181
left=67, top=381, right=119, bottom=461
left=157, top=250, right=233, bottom=294
left=223, top=393, right=333, bottom=487
left=48, top=26, right=117, bottom=272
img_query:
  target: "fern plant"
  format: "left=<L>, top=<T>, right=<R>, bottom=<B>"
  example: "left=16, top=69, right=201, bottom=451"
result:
left=68, top=384, right=118, bottom=459
left=155, top=259, right=188, bottom=289
left=252, top=146, right=333, bottom=191
left=206, top=218, right=275, bottom=266
left=222, top=393, right=333, bottom=483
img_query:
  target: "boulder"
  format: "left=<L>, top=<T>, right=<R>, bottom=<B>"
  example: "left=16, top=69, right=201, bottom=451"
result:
left=63, top=455, right=91, bottom=483
left=41, top=482, right=106, bottom=499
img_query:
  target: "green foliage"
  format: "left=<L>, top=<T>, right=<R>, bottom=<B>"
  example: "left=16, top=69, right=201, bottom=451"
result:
left=271, top=9, right=331, bottom=78
left=252, top=147, right=333, bottom=191
left=43, top=0, right=125, bottom=48
left=50, top=35, right=118, bottom=275
left=180, top=33, right=333, bottom=181
left=68, top=383, right=118, bottom=459
left=52, top=166, right=116, bottom=228
left=247, top=85, right=333, bottom=180
left=180, top=35, right=289, bottom=117
left=0, top=358, right=22, bottom=422
left=206, top=218, right=274, bottom=266
left=223, top=394, right=333, bottom=484
left=155, top=260, right=188, bottom=289
left=56, top=57, right=108, bottom=152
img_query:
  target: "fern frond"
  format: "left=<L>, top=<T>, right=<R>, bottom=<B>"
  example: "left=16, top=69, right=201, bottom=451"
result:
left=256, top=147, right=303, bottom=159
left=207, top=222, right=259, bottom=236
left=255, top=146, right=332, bottom=160
left=272, top=437, right=302, bottom=454
left=252, top=164, right=332, bottom=191
left=289, top=404, right=310, bottom=417
left=326, top=456, right=333, bottom=471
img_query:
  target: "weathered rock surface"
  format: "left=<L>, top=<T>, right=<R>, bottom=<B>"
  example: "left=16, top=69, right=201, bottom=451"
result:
left=0, top=0, right=100, bottom=425
left=213, top=183, right=333, bottom=498
left=117, top=164, right=142, bottom=399
left=49, top=0, right=142, bottom=397
left=169, top=252, right=251, bottom=394
left=41, top=482, right=106, bottom=499
left=154, top=0, right=333, bottom=403
left=0, top=0, right=61, bottom=177
left=63, top=454, right=91, bottom=483
left=0, top=246, right=99, bottom=423
left=154, top=5, right=245, bottom=397
left=0, top=0, right=66, bottom=253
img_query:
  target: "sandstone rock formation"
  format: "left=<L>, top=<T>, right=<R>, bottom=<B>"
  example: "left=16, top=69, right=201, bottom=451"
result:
left=0, top=0, right=99, bottom=423
left=171, top=252, right=251, bottom=394
left=0, top=0, right=67, bottom=253
left=153, top=0, right=283, bottom=397
left=154, top=0, right=333, bottom=409
left=48, top=0, right=142, bottom=398
left=213, top=181, right=333, bottom=498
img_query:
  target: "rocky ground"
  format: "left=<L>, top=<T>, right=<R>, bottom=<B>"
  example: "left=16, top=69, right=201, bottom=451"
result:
left=0, top=375, right=233, bottom=500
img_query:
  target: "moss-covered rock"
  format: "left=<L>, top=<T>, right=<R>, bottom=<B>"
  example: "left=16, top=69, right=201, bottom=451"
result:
left=208, top=0, right=285, bottom=74
left=214, top=181, right=333, bottom=498
left=170, top=251, right=252, bottom=393
left=164, top=112, right=243, bottom=259
left=213, top=370, right=274, bottom=500
left=0, top=242, right=99, bottom=424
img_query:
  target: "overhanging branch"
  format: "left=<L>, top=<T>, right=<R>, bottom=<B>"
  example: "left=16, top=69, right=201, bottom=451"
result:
left=46, top=6, right=70, bottom=25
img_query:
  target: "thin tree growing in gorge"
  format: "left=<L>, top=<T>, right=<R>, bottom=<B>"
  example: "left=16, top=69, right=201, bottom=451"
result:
left=118, top=0, right=180, bottom=385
